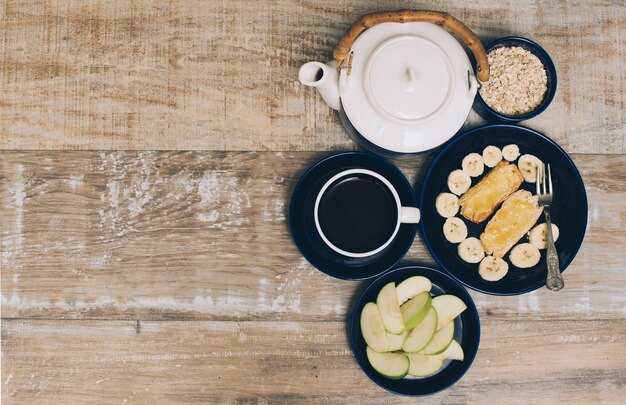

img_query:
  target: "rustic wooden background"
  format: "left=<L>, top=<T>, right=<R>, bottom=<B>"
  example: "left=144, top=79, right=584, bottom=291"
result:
left=1, top=1, right=625, bottom=404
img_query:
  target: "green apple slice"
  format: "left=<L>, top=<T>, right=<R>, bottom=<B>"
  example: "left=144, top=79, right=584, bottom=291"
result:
left=432, top=294, right=467, bottom=330
left=360, top=302, right=388, bottom=352
left=376, top=282, right=405, bottom=334
left=440, top=340, right=464, bottom=361
left=396, top=276, right=432, bottom=305
left=400, top=291, right=432, bottom=330
left=406, top=353, right=444, bottom=377
left=366, top=347, right=409, bottom=379
left=422, top=321, right=454, bottom=355
left=387, top=330, right=409, bottom=352
left=401, top=307, right=438, bottom=353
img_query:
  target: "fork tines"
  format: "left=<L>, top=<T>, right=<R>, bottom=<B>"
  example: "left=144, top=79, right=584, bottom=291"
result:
left=536, top=162, right=553, bottom=197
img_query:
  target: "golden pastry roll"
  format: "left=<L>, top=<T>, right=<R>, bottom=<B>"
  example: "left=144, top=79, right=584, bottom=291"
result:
left=480, top=190, right=544, bottom=258
left=459, top=162, right=523, bottom=223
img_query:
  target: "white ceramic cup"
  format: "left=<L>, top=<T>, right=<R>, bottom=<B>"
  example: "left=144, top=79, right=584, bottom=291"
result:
left=314, top=168, right=420, bottom=258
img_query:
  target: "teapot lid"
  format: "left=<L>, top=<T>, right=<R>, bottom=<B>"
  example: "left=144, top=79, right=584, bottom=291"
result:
left=339, top=22, right=477, bottom=153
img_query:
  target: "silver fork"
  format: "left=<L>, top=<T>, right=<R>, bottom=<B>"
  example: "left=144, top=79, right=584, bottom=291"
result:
left=536, top=163, right=564, bottom=291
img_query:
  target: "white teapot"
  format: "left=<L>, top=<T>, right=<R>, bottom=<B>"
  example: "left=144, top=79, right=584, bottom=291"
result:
left=299, top=10, right=490, bottom=156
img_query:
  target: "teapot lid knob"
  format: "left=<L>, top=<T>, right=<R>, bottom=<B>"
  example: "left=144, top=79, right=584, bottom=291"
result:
left=406, top=68, right=417, bottom=83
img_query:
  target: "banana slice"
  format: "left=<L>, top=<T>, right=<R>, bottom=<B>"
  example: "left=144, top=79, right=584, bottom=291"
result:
left=448, top=170, right=472, bottom=196
left=458, top=237, right=485, bottom=264
left=443, top=217, right=468, bottom=244
left=482, top=146, right=502, bottom=168
left=502, top=144, right=520, bottom=161
left=518, top=154, right=543, bottom=183
left=435, top=193, right=459, bottom=218
left=509, top=243, right=541, bottom=268
left=528, top=223, right=560, bottom=249
left=462, top=153, right=485, bottom=177
left=478, top=256, right=509, bottom=281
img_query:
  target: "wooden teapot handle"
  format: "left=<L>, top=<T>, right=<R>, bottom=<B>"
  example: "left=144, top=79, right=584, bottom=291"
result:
left=333, top=10, right=490, bottom=82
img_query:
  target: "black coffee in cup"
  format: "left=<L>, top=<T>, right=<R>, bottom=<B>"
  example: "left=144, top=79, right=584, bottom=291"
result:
left=318, top=173, right=398, bottom=254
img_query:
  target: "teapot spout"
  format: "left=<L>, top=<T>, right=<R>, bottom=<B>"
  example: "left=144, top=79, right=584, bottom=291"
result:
left=299, top=61, right=340, bottom=111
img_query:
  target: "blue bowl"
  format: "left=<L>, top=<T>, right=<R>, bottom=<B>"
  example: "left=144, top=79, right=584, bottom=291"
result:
left=475, top=36, right=557, bottom=122
left=349, top=266, right=480, bottom=396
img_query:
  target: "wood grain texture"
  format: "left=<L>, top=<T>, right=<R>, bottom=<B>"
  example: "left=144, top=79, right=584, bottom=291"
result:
left=1, top=319, right=625, bottom=404
left=1, top=0, right=624, bottom=153
left=2, top=152, right=625, bottom=321
left=2, top=1, right=625, bottom=403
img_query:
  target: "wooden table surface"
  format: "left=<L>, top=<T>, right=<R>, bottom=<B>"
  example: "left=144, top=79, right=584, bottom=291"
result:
left=1, top=1, right=625, bottom=403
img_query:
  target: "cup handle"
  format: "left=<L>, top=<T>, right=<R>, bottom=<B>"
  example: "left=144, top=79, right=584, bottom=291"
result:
left=400, top=207, right=420, bottom=224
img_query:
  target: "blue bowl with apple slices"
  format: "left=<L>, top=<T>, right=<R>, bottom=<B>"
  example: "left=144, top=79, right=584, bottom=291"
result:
left=349, top=266, right=480, bottom=396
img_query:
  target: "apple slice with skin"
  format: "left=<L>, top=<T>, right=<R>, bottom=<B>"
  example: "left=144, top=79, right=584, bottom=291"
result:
left=422, top=321, right=455, bottom=355
left=396, top=276, right=432, bottom=305
left=387, top=330, right=409, bottom=352
left=432, top=294, right=467, bottom=330
left=406, top=353, right=444, bottom=377
left=406, top=341, right=463, bottom=378
left=377, top=282, right=405, bottom=334
left=366, top=347, right=409, bottom=379
left=440, top=339, right=464, bottom=361
left=401, top=307, right=438, bottom=353
left=400, top=291, right=432, bottom=330
left=360, top=302, right=388, bottom=352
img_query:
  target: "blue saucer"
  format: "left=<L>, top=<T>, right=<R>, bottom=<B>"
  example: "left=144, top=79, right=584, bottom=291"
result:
left=289, top=152, right=419, bottom=280
left=350, top=266, right=480, bottom=396
left=419, top=124, right=588, bottom=295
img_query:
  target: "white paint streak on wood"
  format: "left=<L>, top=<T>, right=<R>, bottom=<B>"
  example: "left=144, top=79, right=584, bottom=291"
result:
left=517, top=291, right=541, bottom=313
left=4, top=373, right=14, bottom=385
left=0, top=256, right=334, bottom=317
left=68, top=174, right=85, bottom=190
left=2, top=165, right=25, bottom=266
left=196, top=171, right=249, bottom=228
left=0, top=292, right=308, bottom=316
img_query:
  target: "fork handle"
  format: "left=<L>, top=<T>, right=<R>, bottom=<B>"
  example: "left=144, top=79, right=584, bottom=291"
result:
left=544, top=210, right=564, bottom=291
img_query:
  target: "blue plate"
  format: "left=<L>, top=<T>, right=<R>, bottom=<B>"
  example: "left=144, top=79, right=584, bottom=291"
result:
left=288, top=152, right=419, bottom=280
left=349, top=266, right=480, bottom=396
left=419, top=125, right=588, bottom=295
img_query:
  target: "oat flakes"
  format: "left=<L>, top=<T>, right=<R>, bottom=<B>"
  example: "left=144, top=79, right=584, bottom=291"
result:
left=479, top=46, right=548, bottom=116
